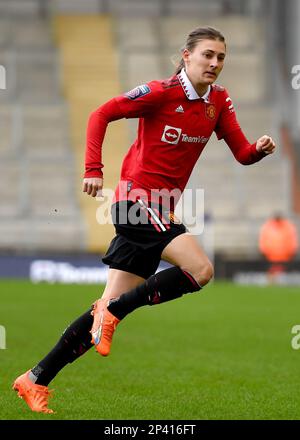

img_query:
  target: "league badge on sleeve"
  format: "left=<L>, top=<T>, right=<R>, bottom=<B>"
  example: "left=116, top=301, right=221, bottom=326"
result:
left=125, top=84, right=151, bottom=100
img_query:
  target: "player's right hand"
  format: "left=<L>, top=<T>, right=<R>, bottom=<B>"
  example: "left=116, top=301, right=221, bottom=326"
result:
left=82, top=177, right=103, bottom=198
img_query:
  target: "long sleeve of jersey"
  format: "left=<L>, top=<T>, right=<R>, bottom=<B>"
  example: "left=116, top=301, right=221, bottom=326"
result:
left=84, top=82, right=163, bottom=178
left=84, top=98, right=123, bottom=178
left=214, top=88, right=266, bottom=165
left=224, top=128, right=267, bottom=165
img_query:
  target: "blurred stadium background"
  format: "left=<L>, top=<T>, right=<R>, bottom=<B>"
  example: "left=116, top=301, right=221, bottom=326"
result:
left=0, top=0, right=300, bottom=279
left=0, top=0, right=299, bottom=282
left=1, top=0, right=300, bottom=422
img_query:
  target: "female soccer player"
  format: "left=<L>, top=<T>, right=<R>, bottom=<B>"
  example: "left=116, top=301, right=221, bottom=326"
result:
left=13, top=27, right=275, bottom=413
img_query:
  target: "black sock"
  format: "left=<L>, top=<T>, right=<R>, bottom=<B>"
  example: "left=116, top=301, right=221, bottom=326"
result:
left=108, top=266, right=201, bottom=320
left=30, top=308, right=93, bottom=386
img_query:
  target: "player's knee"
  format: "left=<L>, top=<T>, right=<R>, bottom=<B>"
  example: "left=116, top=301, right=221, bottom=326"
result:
left=186, top=260, right=214, bottom=287
left=201, top=262, right=214, bottom=285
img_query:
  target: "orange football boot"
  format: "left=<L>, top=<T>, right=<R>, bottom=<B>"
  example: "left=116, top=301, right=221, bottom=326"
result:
left=12, top=370, right=54, bottom=414
left=90, top=298, right=120, bottom=356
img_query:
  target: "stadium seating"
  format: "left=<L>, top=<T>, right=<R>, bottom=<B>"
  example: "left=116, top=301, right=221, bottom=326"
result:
left=22, top=105, right=70, bottom=158
left=0, top=105, right=14, bottom=156
left=0, top=7, right=85, bottom=252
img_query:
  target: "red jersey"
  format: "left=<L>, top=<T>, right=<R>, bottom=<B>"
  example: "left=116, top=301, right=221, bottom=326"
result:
left=85, top=68, right=266, bottom=205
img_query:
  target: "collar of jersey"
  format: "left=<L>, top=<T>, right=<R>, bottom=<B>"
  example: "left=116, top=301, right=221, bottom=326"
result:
left=178, top=68, right=211, bottom=103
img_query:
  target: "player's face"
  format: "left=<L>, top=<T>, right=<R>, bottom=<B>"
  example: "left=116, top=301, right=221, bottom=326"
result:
left=183, top=39, right=226, bottom=88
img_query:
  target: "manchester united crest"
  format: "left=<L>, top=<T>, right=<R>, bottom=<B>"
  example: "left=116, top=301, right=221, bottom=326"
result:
left=167, top=211, right=181, bottom=224
left=205, top=104, right=216, bottom=120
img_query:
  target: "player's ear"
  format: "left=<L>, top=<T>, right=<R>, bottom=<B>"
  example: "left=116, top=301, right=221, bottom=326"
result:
left=182, top=48, right=190, bottom=64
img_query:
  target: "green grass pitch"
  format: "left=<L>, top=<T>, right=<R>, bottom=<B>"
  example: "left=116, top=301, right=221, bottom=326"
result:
left=1, top=279, right=300, bottom=420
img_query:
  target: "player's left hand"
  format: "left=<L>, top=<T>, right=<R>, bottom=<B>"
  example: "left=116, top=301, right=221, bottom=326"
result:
left=256, top=135, right=276, bottom=155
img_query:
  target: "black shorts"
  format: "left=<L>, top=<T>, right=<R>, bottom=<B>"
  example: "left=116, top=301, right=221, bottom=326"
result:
left=102, top=200, right=187, bottom=279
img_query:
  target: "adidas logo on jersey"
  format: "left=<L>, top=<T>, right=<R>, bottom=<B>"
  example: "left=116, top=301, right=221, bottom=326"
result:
left=175, top=105, right=184, bottom=113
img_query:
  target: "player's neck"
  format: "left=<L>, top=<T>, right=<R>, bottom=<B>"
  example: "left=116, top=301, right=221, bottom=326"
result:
left=194, top=84, right=209, bottom=98
left=184, top=70, right=209, bottom=98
